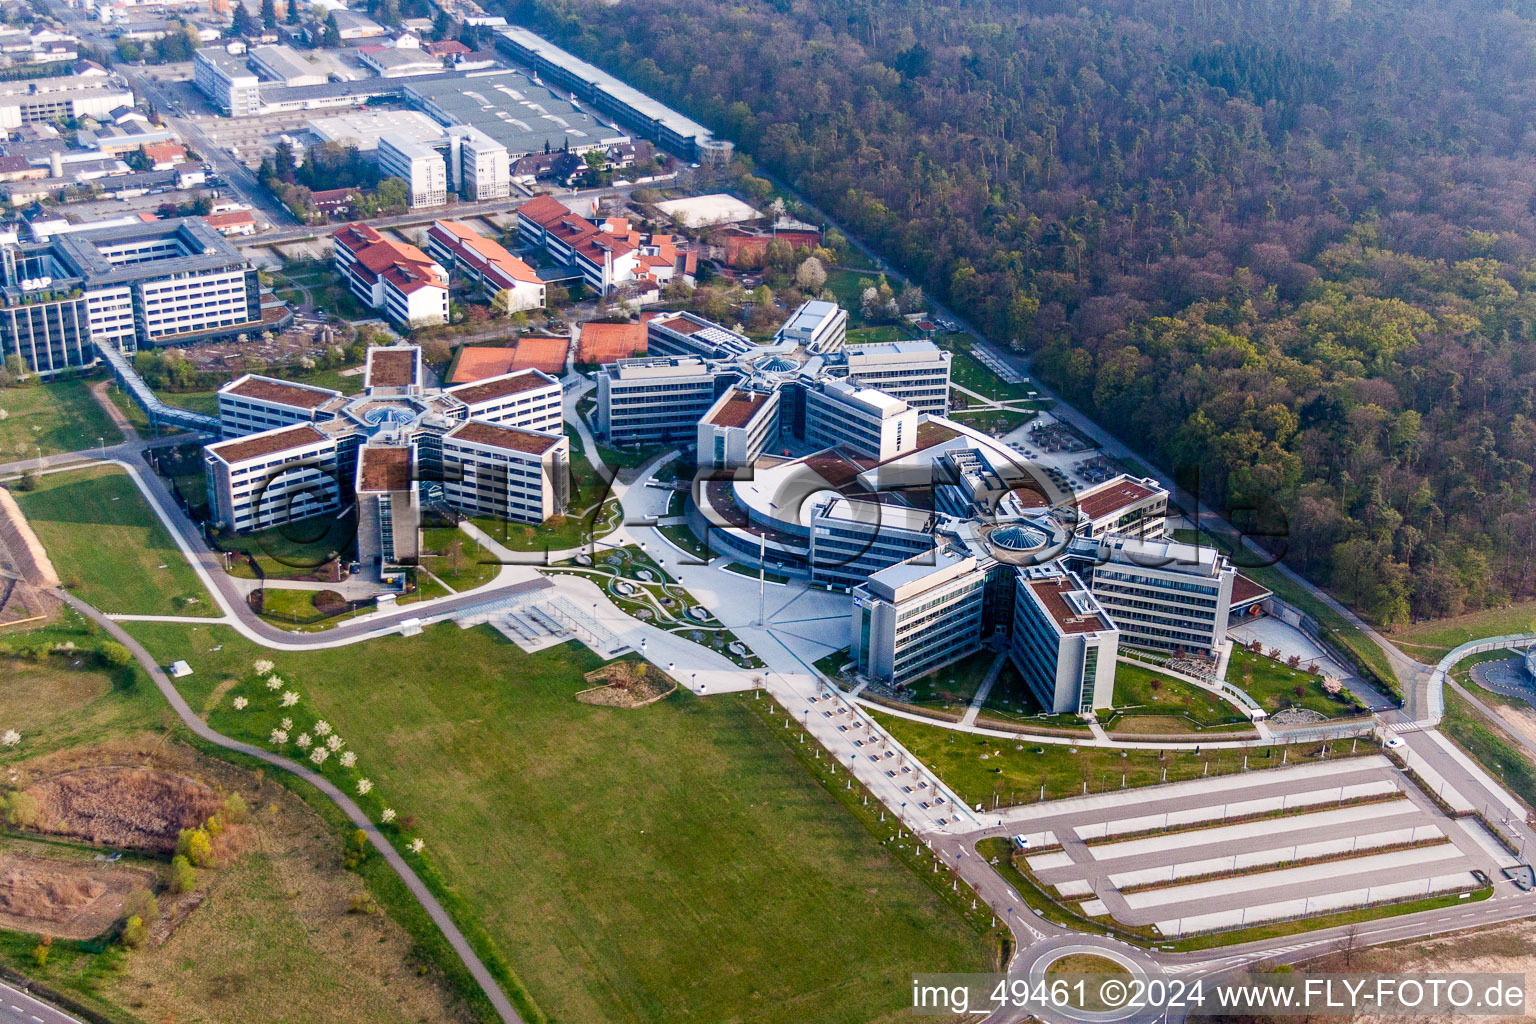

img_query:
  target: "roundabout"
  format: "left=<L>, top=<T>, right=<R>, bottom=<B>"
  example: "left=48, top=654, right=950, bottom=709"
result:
left=1009, top=936, right=1168, bottom=1024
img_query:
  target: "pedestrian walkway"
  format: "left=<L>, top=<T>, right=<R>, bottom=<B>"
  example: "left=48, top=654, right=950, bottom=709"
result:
left=959, top=650, right=1007, bottom=727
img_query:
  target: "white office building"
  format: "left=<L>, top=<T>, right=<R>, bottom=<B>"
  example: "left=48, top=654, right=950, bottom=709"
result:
left=697, top=387, right=779, bottom=470
left=441, top=420, right=569, bottom=524
left=446, top=125, right=510, bottom=201
left=843, top=341, right=951, bottom=416
left=193, top=47, right=261, bottom=117
left=444, top=369, right=562, bottom=433
left=204, top=424, right=342, bottom=533
left=377, top=133, right=448, bottom=208
left=1010, top=564, right=1120, bottom=715
left=645, top=311, right=752, bottom=359
left=775, top=298, right=847, bottom=353
left=1083, top=535, right=1236, bottom=654
left=597, top=356, right=723, bottom=445
left=217, top=375, right=346, bottom=437
left=0, top=217, right=263, bottom=373
left=850, top=548, right=988, bottom=686
left=805, top=380, right=918, bottom=462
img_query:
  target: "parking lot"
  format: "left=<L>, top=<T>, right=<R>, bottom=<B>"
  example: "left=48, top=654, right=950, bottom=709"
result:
left=998, top=756, right=1516, bottom=936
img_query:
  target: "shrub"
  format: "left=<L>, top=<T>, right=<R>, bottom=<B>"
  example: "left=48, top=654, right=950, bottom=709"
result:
left=30, top=937, right=49, bottom=967
left=177, top=827, right=212, bottom=867
left=125, top=887, right=159, bottom=923
left=223, top=792, right=249, bottom=824
left=169, top=855, right=195, bottom=893
left=98, top=641, right=134, bottom=669
left=122, top=914, right=147, bottom=948
left=5, top=790, right=39, bottom=827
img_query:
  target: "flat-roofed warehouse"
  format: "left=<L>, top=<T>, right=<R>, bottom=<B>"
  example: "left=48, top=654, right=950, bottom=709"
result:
left=403, top=69, right=628, bottom=157
left=309, top=109, right=447, bottom=152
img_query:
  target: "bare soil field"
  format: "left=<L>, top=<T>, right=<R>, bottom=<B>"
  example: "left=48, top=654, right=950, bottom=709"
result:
left=5, top=738, right=471, bottom=1024
left=0, top=851, right=154, bottom=940
left=1308, top=918, right=1536, bottom=1024
left=21, top=766, right=223, bottom=853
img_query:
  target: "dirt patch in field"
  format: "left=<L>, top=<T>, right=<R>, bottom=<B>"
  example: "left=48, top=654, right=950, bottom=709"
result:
left=1489, top=701, right=1536, bottom=749
left=576, top=662, right=677, bottom=708
left=21, top=767, right=223, bottom=853
left=0, top=851, right=154, bottom=940
left=1326, top=916, right=1536, bottom=1024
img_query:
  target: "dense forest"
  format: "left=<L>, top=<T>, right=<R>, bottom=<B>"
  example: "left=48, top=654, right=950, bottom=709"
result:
left=509, top=0, right=1536, bottom=626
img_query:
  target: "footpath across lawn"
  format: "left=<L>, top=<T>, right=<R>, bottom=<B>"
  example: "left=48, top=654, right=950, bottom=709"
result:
left=125, top=621, right=994, bottom=1024
left=14, top=465, right=217, bottom=616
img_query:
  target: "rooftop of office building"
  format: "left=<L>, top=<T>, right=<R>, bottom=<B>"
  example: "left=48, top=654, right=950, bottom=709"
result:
left=207, top=423, right=329, bottom=464
left=358, top=445, right=413, bottom=492
left=704, top=388, right=771, bottom=429
left=1024, top=570, right=1116, bottom=635
left=445, top=369, right=557, bottom=405
left=223, top=375, right=341, bottom=409
left=444, top=419, right=563, bottom=455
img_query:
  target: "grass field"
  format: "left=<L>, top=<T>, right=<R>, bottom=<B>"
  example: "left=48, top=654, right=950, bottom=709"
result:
left=211, top=515, right=358, bottom=581
left=1388, top=603, right=1536, bottom=661
left=872, top=708, right=1360, bottom=807
left=421, top=526, right=498, bottom=592
left=124, top=621, right=993, bottom=1024
left=905, top=649, right=1000, bottom=714
left=1228, top=647, right=1363, bottom=718
left=1440, top=691, right=1536, bottom=812
left=947, top=349, right=1033, bottom=404
left=1104, top=660, right=1248, bottom=731
left=0, top=379, right=121, bottom=459
left=14, top=465, right=217, bottom=616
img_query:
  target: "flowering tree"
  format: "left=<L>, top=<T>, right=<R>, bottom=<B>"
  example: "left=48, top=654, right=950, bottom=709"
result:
left=340, top=751, right=357, bottom=768
left=408, top=838, right=424, bottom=854
left=270, top=729, right=288, bottom=744
left=356, top=778, right=372, bottom=795
left=280, top=717, right=293, bottom=730
left=232, top=697, right=248, bottom=710
left=280, top=691, right=300, bottom=707
left=1, top=730, right=19, bottom=747
left=380, top=807, right=394, bottom=822
left=309, top=747, right=329, bottom=766
left=266, top=675, right=283, bottom=690
left=296, top=733, right=312, bottom=750
left=326, top=735, right=343, bottom=752
left=314, top=720, right=332, bottom=737
left=254, top=659, right=274, bottom=675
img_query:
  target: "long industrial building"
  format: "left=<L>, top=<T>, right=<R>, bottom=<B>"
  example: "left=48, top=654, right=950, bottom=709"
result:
left=493, top=25, right=732, bottom=163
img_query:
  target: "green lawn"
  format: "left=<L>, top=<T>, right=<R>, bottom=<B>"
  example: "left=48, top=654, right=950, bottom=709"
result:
left=844, top=325, right=916, bottom=345
left=420, top=526, right=499, bottom=591
left=1388, top=603, right=1536, bottom=661
left=872, top=708, right=1355, bottom=807
left=13, top=465, right=217, bottom=616
left=946, top=349, right=1032, bottom=404
left=1228, top=646, right=1363, bottom=718
left=974, top=661, right=1094, bottom=731
left=124, top=621, right=993, bottom=1024
left=657, top=522, right=711, bottom=562
left=1440, top=691, right=1536, bottom=812
left=211, top=514, right=358, bottom=581
left=0, top=379, right=121, bottom=459
left=1106, top=659, right=1249, bottom=730
left=905, top=648, right=1000, bottom=714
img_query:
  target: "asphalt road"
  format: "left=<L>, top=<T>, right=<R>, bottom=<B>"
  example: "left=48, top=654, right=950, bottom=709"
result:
left=0, top=980, right=84, bottom=1024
